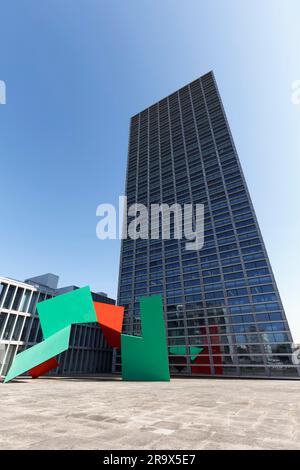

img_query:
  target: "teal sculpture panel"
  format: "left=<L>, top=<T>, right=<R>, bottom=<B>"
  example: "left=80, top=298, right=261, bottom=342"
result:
left=121, top=295, right=170, bottom=381
left=3, top=326, right=71, bottom=383
left=38, top=286, right=96, bottom=338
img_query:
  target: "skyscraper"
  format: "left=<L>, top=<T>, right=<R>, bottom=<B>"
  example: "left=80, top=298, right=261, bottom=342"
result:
left=116, top=71, right=298, bottom=378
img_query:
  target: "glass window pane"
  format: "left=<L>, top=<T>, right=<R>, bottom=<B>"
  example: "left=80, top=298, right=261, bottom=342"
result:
left=20, top=316, right=32, bottom=342
left=11, top=316, right=24, bottom=341
left=0, top=313, right=8, bottom=339
left=36, top=325, right=43, bottom=343
left=19, top=290, right=31, bottom=313
left=28, top=318, right=39, bottom=343
left=2, top=344, right=17, bottom=376
left=28, top=292, right=38, bottom=314
left=3, top=285, right=16, bottom=309
left=0, top=283, right=8, bottom=306
left=12, top=288, right=24, bottom=311
left=2, top=314, right=16, bottom=340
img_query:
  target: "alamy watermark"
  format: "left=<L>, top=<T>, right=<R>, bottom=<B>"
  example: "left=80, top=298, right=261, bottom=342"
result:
left=291, top=80, right=300, bottom=105
left=292, top=343, right=300, bottom=365
left=96, top=196, right=204, bottom=251
left=0, top=80, right=6, bottom=104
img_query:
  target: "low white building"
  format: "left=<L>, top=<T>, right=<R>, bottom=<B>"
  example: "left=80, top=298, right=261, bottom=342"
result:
left=0, top=274, right=115, bottom=378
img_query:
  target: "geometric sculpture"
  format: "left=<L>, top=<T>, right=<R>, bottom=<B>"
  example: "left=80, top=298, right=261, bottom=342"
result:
left=3, top=291, right=170, bottom=383
left=4, top=286, right=96, bottom=384
left=121, top=295, right=170, bottom=381
left=93, top=302, right=124, bottom=349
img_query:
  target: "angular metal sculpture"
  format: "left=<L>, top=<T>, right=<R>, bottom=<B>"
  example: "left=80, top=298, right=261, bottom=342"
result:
left=121, top=295, right=170, bottom=381
left=4, top=287, right=96, bottom=383
left=3, top=291, right=171, bottom=383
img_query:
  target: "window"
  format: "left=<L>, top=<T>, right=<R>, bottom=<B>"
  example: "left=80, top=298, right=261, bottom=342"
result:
left=1, top=344, right=17, bottom=376
left=11, top=316, right=24, bottom=341
left=250, top=285, right=274, bottom=295
left=252, top=293, right=277, bottom=303
left=2, top=314, right=16, bottom=340
left=20, top=317, right=32, bottom=342
left=12, top=287, right=24, bottom=311
left=28, top=318, right=39, bottom=343
left=28, top=292, right=38, bottom=314
left=19, top=290, right=32, bottom=312
left=0, top=283, right=8, bottom=307
left=36, top=325, right=43, bottom=343
left=228, top=296, right=250, bottom=305
left=0, top=313, right=8, bottom=339
left=38, top=292, right=46, bottom=303
left=3, top=285, right=16, bottom=309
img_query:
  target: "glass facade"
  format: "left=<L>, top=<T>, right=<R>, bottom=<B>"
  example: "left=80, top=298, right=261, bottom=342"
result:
left=0, top=277, right=114, bottom=378
left=115, top=71, right=299, bottom=378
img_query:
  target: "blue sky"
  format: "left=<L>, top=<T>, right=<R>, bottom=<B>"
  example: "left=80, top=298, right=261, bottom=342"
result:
left=0, top=0, right=299, bottom=340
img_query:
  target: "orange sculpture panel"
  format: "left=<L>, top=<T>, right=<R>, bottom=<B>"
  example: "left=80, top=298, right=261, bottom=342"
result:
left=29, top=357, right=59, bottom=379
left=93, top=302, right=124, bottom=348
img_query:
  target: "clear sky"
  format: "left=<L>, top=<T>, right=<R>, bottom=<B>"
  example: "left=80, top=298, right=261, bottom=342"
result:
left=0, top=1, right=299, bottom=340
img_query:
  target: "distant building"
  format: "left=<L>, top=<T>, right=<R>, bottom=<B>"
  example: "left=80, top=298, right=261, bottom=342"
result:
left=0, top=274, right=115, bottom=378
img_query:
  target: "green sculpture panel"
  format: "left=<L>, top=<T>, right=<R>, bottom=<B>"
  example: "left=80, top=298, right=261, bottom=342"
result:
left=121, top=295, right=170, bottom=381
left=4, top=326, right=71, bottom=383
left=38, top=286, right=96, bottom=338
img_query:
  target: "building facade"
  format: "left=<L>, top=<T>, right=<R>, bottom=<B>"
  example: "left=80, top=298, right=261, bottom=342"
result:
left=116, top=71, right=298, bottom=378
left=0, top=274, right=114, bottom=378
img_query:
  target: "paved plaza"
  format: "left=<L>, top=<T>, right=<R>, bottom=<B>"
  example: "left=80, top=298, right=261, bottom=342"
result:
left=0, top=376, right=299, bottom=450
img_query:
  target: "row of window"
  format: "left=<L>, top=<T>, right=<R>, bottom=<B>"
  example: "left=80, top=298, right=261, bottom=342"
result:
left=167, top=355, right=295, bottom=366
left=0, top=312, right=109, bottom=350
left=167, top=332, right=290, bottom=346
left=166, top=322, right=287, bottom=336
left=114, top=363, right=298, bottom=377
left=120, top=279, right=275, bottom=296
left=0, top=283, right=49, bottom=314
left=0, top=342, right=112, bottom=377
left=167, top=313, right=284, bottom=328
